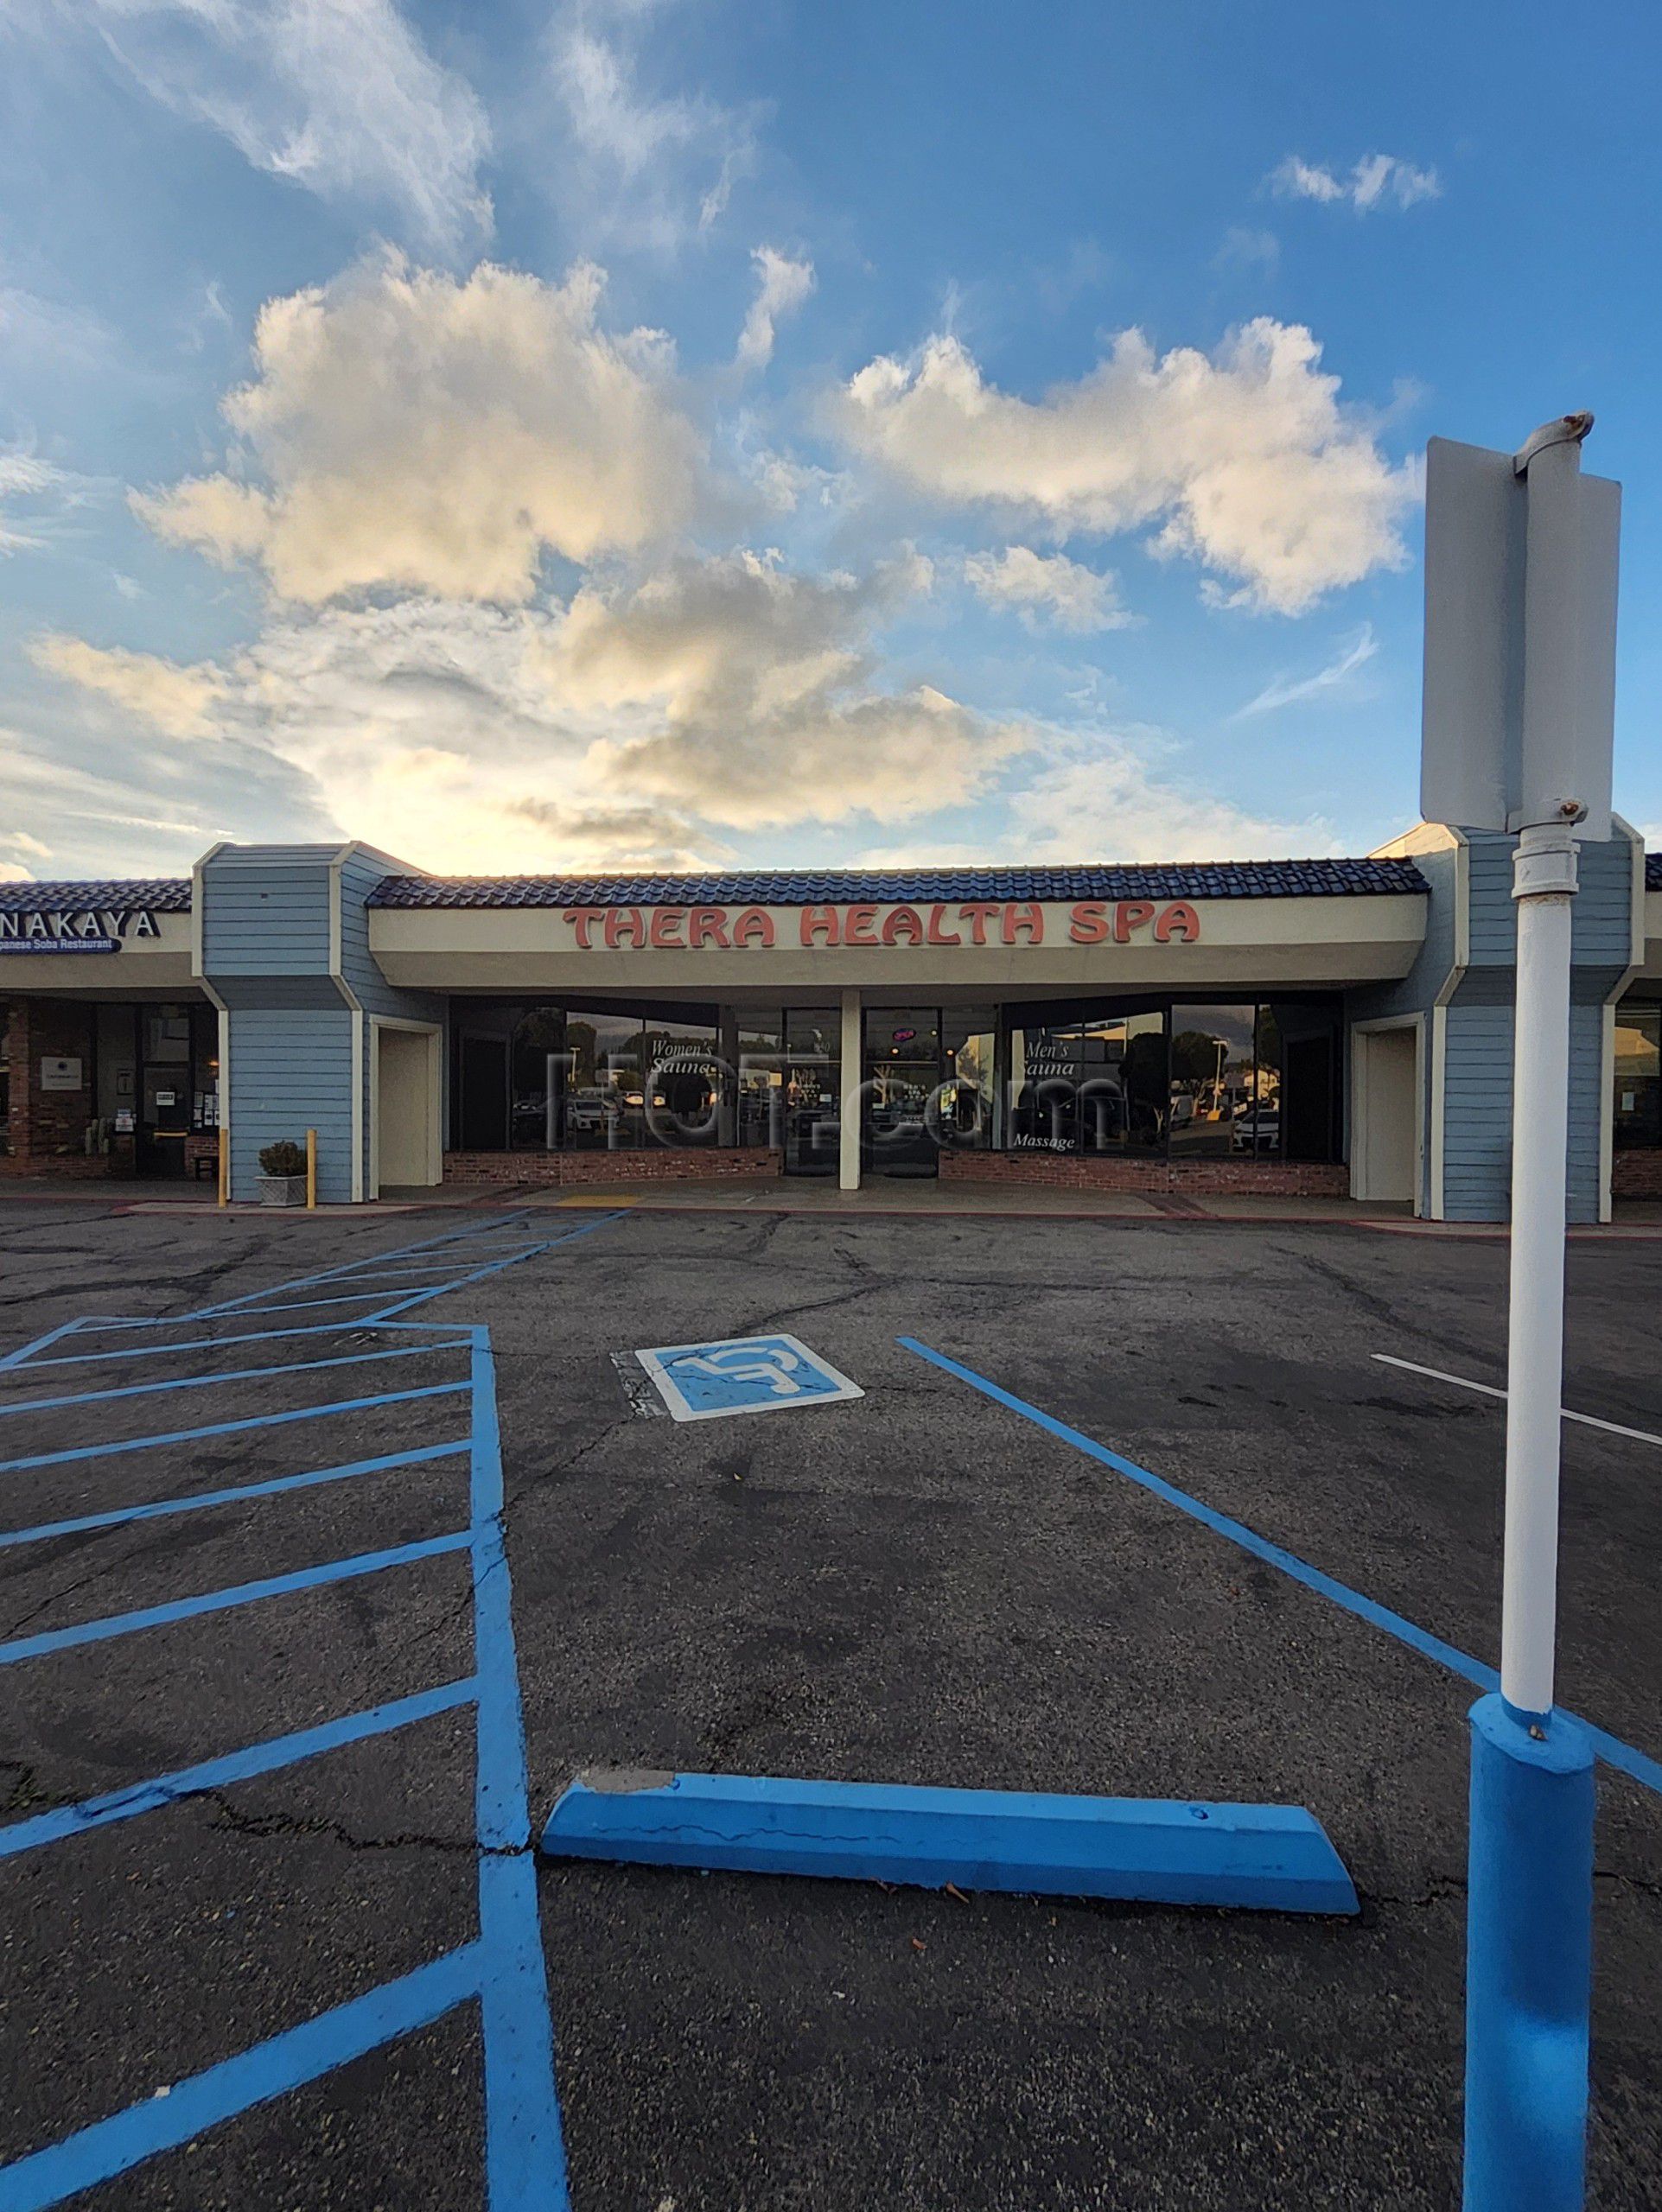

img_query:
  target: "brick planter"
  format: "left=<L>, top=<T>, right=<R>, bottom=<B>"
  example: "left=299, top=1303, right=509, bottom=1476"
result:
left=939, top=1149, right=1350, bottom=1198
left=444, top=1147, right=785, bottom=1186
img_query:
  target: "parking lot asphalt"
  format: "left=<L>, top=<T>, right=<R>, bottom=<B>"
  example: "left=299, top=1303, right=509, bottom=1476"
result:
left=1, top=1197, right=1659, bottom=2210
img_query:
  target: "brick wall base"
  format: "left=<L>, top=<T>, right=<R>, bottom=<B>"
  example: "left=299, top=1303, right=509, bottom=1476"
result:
left=444, top=1147, right=785, bottom=1185
left=3, top=995, right=97, bottom=1167
left=1613, top=1150, right=1662, bottom=1199
left=940, top=1149, right=1351, bottom=1197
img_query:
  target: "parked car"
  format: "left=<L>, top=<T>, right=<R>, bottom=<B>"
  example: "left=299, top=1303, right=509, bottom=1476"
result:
left=1232, top=1109, right=1280, bottom=1154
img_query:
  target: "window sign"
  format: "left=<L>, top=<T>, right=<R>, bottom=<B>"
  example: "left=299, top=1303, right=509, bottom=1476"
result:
left=40, top=1057, right=83, bottom=1092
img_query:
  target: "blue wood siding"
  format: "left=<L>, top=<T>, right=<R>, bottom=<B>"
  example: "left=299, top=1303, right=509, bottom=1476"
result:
left=227, top=1007, right=355, bottom=1204
left=201, top=850, right=335, bottom=976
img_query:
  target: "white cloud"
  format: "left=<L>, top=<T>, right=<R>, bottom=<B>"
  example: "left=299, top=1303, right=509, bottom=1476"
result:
left=1232, top=624, right=1379, bottom=718
left=0, top=447, right=65, bottom=553
left=546, top=5, right=760, bottom=250
left=133, top=255, right=705, bottom=602
left=861, top=731, right=1339, bottom=868
left=839, top=319, right=1416, bottom=615
left=1271, top=155, right=1441, bottom=213
left=29, top=541, right=1021, bottom=868
left=539, top=547, right=1028, bottom=830
left=29, top=633, right=226, bottom=735
left=963, top=546, right=1133, bottom=634
left=38, top=0, right=492, bottom=255
left=735, top=245, right=814, bottom=372
left=0, top=444, right=106, bottom=553
left=1213, top=226, right=1280, bottom=273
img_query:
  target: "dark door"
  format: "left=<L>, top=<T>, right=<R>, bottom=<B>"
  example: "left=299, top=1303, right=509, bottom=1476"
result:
left=781, top=1009, right=839, bottom=1175
left=457, top=1034, right=509, bottom=1151
left=137, top=1005, right=192, bottom=1176
left=863, top=1009, right=941, bottom=1178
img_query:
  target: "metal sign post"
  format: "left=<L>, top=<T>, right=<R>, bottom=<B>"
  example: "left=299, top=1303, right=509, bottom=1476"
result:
left=1422, top=416, right=1620, bottom=2212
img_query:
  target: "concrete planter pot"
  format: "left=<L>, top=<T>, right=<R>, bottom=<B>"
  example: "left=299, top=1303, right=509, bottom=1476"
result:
left=256, top=1173, right=309, bottom=1207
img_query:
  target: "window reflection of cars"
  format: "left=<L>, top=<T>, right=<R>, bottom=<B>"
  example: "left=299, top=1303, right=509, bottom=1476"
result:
left=1232, top=1109, right=1280, bottom=1154
left=566, top=1089, right=611, bottom=1130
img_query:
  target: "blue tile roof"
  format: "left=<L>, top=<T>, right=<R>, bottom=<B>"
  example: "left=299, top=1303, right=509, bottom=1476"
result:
left=0, top=879, right=192, bottom=912
left=367, top=858, right=1431, bottom=908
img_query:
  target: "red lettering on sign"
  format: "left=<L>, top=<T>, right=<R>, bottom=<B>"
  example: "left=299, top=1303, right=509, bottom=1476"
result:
left=732, top=906, right=774, bottom=947
left=926, top=903, right=962, bottom=946
left=604, top=907, right=646, bottom=950
left=882, top=905, right=925, bottom=946
left=844, top=905, right=878, bottom=945
left=1154, top=900, right=1200, bottom=943
left=649, top=907, right=686, bottom=948
left=564, top=907, right=604, bottom=949
left=1114, top=900, right=1156, bottom=942
left=959, top=901, right=1000, bottom=946
left=689, top=907, right=729, bottom=948
left=1069, top=900, right=1109, bottom=944
left=1003, top=902, right=1042, bottom=945
left=800, top=905, right=839, bottom=945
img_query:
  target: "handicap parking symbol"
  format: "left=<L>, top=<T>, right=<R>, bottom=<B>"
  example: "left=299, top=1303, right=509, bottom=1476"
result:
left=635, top=1332, right=863, bottom=1422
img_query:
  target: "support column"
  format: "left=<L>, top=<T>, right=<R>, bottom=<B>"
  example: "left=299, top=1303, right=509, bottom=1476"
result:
left=838, top=988, right=861, bottom=1192
left=717, top=1007, right=739, bottom=1147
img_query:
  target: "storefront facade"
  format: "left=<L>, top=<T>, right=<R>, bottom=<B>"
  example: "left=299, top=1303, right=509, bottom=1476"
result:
left=3, top=824, right=1658, bottom=1219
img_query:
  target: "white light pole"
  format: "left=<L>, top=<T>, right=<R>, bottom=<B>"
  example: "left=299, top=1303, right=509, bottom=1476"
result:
left=1421, top=413, right=1620, bottom=2212
left=1500, top=416, right=1594, bottom=1719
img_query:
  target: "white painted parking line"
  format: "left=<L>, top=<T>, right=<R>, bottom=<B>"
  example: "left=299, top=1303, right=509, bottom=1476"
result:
left=1372, top=1353, right=1662, bottom=1451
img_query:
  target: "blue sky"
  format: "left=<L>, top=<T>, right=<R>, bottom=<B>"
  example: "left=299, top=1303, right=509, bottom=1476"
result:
left=2, top=0, right=1657, bottom=884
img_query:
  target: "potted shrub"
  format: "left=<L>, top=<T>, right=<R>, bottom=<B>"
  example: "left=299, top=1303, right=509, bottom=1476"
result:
left=256, top=1138, right=309, bottom=1206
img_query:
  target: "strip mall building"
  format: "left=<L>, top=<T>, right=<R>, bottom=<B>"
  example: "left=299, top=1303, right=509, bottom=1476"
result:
left=3, top=822, right=1659, bottom=1217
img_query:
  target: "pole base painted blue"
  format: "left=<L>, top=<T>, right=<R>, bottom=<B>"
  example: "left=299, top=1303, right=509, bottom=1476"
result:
left=1464, top=1694, right=1595, bottom=2212
left=541, top=1770, right=1359, bottom=1915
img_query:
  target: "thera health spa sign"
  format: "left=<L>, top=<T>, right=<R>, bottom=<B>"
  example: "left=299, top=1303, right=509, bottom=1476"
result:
left=557, top=899, right=1203, bottom=950
left=0, top=906, right=162, bottom=956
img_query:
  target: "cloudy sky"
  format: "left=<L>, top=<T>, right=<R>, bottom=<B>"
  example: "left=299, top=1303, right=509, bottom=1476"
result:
left=2, top=1, right=1658, bottom=885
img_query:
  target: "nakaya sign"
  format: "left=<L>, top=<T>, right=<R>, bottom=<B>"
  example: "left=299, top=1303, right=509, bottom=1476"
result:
left=560, top=899, right=1202, bottom=951
left=0, top=906, right=162, bottom=956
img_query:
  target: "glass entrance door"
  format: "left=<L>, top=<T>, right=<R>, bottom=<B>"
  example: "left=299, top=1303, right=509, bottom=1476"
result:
left=781, top=1008, right=840, bottom=1174
left=137, top=1005, right=192, bottom=1177
left=863, top=1008, right=941, bottom=1178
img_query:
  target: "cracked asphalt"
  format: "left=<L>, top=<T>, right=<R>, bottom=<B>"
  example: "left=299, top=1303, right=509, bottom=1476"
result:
left=1, top=1197, right=1659, bottom=2209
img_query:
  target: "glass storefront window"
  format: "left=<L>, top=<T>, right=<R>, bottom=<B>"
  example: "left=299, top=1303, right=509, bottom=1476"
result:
left=939, top=1008, right=997, bottom=1148
left=564, top=1011, right=646, bottom=1150
left=510, top=1007, right=565, bottom=1150
left=863, top=1008, right=941, bottom=1176
left=1009, top=1024, right=1081, bottom=1153
left=1260, top=1001, right=1339, bottom=1160
left=782, top=1008, right=840, bottom=1173
left=642, top=1017, right=723, bottom=1147
left=1078, top=1014, right=1166, bottom=1151
left=735, top=1013, right=783, bottom=1147
left=1613, top=1004, right=1661, bottom=1148
left=1168, top=1005, right=1258, bottom=1159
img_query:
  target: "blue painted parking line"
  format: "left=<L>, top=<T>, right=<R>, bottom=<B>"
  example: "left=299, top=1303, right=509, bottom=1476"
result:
left=900, top=1336, right=1662, bottom=1804
left=468, top=1330, right=573, bottom=2204
left=0, top=1946, right=487, bottom=2212
left=186, top=1215, right=538, bottom=1317
left=0, top=1338, right=471, bottom=1418
left=0, top=1379, right=468, bottom=1475
left=0, top=1529, right=473, bottom=1668
left=0, top=1438, right=469, bottom=1550
left=0, top=1211, right=616, bottom=2208
left=8, top=1319, right=429, bottom=1372
left=0, top=1677, right=478, bottom=1860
